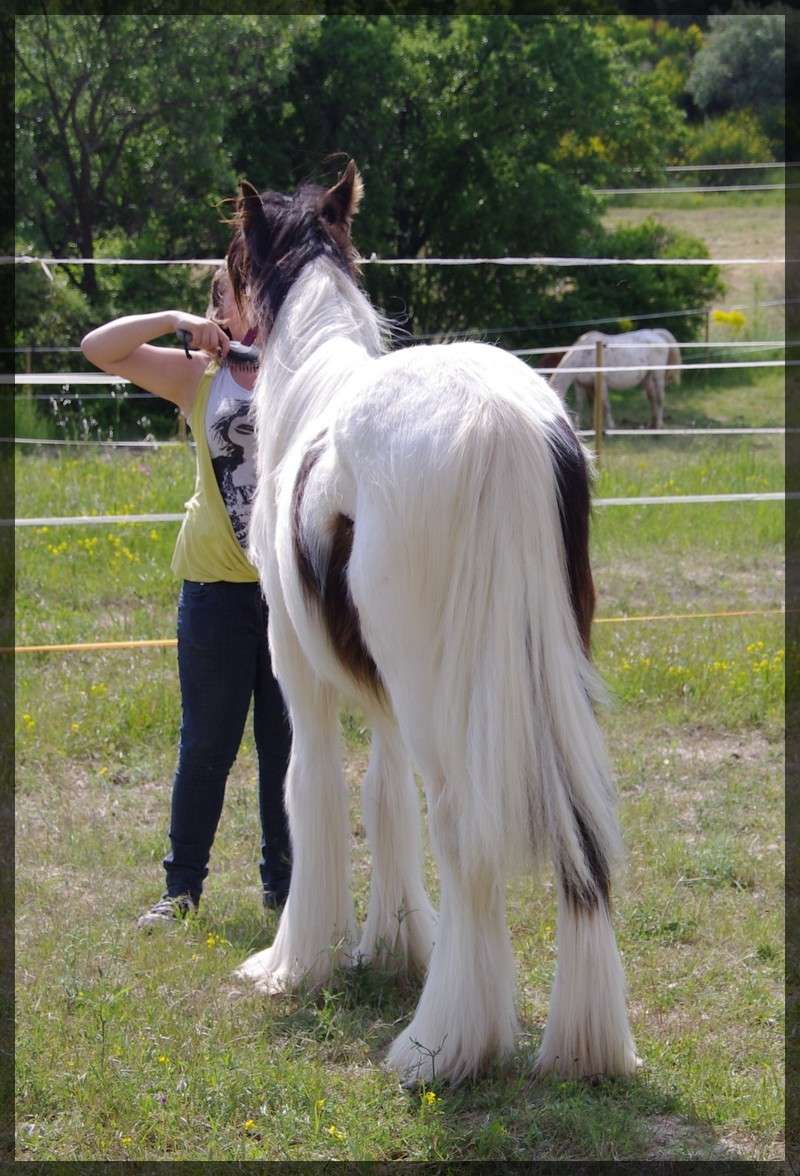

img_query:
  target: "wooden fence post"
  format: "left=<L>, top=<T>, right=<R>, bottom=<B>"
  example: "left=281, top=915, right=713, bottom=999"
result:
left=178, top=409, right=187, bottom=443
left=593, top=339, right=605, bottom=465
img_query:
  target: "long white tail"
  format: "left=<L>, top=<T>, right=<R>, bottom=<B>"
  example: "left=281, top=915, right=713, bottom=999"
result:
left=422, top=383, right=620, bottom=903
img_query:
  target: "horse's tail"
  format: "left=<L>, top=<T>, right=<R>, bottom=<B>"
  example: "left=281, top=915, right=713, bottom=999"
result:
left=430, top=385, right=634, bottom=1075
left=666, top=340, right=682, bottom=385
left=426, top=392, right=622, bottom=903
left=655, top=329, right=681, bottom=385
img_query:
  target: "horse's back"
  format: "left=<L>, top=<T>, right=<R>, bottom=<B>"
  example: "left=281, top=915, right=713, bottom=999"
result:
left=337, top=341, right=564, bottom=460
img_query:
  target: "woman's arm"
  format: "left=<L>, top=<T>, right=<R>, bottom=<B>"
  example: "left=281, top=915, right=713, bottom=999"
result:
left=80, top=310, right=233, bottom=416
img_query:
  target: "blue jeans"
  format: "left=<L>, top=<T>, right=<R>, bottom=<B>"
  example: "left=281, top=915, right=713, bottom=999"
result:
left=163, top=580, right=292, bottom=902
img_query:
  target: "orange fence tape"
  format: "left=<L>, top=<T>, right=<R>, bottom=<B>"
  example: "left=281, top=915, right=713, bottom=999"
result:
left=3, top=608, right=787, bottom=654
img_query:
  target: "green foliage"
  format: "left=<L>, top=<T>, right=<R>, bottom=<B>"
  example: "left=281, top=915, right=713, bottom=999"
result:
left=601, top=17, right=703, bottom=117
left=685, top=6, right=785, bottom=155
left=14, top=250, right=92, bottom=357
left=682, top=111, right=774, bottom=178
left=556, top=217, right=724, bottom=342
left=229, top=14, right=682, bottom=341
left=14, top=15, right=296, bottom=313
left=15, top=15, right=691, bottom=346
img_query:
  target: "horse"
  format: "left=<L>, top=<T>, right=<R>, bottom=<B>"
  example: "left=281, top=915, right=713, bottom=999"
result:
left=226, top=161, right=638, bottom=1087
left=548, top=328, right=681, bottom=430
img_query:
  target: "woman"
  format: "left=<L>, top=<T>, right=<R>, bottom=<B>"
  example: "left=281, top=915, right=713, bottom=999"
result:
left=81, top=268, right=292, bottom=924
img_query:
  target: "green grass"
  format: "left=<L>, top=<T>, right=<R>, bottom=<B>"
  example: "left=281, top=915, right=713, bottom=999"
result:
left=14, top=363, right=785, bottom=1160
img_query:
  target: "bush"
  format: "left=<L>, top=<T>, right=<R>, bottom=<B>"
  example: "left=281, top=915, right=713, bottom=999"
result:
left=682, top=111, right=775, bottom=184
left=555, top=217, right=725, bottom=344
left=14, top=250, right=94, bottom=368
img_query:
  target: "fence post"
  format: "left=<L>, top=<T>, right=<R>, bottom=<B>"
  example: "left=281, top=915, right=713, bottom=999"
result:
left=593, top=339, right=605, bottom=464
left=177, top=409, right=187, bottom=443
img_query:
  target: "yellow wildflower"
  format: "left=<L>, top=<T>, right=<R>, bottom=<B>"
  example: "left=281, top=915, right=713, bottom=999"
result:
left=243, top=1119, right=256, bottom=1132
left=423, top=1090, right=439, bottom=1105
left=326, top=1125, right=346, bottom=1140
left=712, top=309, right=746, bottom=331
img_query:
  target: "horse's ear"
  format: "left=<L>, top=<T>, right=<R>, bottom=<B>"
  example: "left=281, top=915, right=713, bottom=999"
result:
left=320, top=160, right=363, bottom=227
left=238, top=179, right=265, bottom=231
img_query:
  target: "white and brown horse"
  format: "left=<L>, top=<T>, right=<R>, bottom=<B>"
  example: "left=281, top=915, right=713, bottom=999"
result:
left=549, top=328, right=681, bottom=430
left=227, top=161, right=637, bottom=1087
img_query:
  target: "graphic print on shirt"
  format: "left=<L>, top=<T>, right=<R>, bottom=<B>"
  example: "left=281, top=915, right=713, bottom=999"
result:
left=209, top=402, right=255, bottom=548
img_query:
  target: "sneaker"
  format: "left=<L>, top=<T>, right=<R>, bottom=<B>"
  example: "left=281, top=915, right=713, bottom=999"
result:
left=136, top=893, right=198, bottom=928
left=262, top=887, right=288, bottom=912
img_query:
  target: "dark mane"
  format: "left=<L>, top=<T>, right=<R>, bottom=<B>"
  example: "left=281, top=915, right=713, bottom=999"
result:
left=227, top=176, right=362, bottom=333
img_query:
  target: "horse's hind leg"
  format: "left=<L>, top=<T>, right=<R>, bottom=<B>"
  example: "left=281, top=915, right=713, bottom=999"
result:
left=234, top=597, right=357, bottom=992
left=644, top=372, right=664, bottom=429
left=356, top=713, right=436, bottom=975
left=386, top=787, right=518, bottom=1086
left=604, top=387, right=615, bottom=430
left=575, top=384, right=585, bottom=429
left=535, top=874, right=638, bottom=1079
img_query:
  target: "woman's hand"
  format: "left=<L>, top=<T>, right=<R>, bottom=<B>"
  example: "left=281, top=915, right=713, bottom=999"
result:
left=172, top=313, right=232, bottom=360
left=80, top=309, right=224, bottom=415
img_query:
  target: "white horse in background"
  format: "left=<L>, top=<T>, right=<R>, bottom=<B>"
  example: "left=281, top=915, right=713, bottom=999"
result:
left=227, top=161, right=638, bottom=1087
left=549, top=328, right=681, bottom=430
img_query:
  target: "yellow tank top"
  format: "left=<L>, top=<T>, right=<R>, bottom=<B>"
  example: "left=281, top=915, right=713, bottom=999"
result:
left=170, top=361, right=259, bottom=582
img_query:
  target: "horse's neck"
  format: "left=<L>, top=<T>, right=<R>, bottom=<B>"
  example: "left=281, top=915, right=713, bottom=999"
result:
left=256, top=259, right=385, bottom=467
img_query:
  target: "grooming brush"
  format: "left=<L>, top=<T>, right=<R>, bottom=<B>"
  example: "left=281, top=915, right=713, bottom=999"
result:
left=176, top=328, right=261, bottom=373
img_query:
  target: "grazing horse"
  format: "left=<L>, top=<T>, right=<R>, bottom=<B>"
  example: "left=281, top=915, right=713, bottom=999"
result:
left=549, top=328, right=681, bottom=430
left=228, top=161, right=638, bottom=1087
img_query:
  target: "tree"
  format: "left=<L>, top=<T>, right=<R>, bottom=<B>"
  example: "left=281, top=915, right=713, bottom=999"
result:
left=13, top=16, right=296, bottom=312
left=14, top=15, right=721, bottom=355
left=686, top=5, right=785, bottom=151
left=229, top=15, right=688, bottom=342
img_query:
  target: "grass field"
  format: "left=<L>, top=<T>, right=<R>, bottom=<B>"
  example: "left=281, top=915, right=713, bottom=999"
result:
left=14, top=352, right=785, bottom=1161
left=14, top=184, right=786, bottom=1161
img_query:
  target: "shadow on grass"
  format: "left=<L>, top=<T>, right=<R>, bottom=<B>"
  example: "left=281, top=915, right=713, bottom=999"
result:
left=419, top=1051, right=750, bottom=1161
left=254, top=958, right=423, bottom=1063
left=212, top=908, right=280, bottom=955
left=226, top=935, right=755, bottom=1161
left=605, top=364, right=780, bottom=432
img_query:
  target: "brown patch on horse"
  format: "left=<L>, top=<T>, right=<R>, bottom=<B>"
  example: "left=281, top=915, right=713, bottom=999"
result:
left=546, top=416, right=596, bottom=657
left=291, top=439, right=385, bottom=701
left=291, top=436, right=327, bottom=602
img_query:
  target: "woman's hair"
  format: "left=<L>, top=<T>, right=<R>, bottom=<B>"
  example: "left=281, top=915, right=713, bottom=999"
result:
left=205, top=266, right=228, bottom=324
